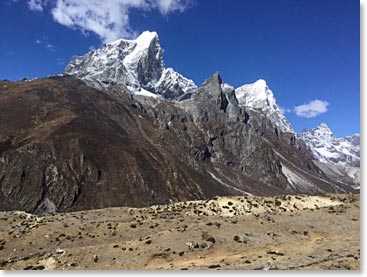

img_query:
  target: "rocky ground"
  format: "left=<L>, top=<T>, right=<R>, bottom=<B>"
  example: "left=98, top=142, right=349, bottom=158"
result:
left=0, top=194, right=360, bottom=270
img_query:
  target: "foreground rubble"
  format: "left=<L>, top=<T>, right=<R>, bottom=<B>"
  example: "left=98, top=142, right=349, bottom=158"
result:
left=0, top=194, right=360, bottom=270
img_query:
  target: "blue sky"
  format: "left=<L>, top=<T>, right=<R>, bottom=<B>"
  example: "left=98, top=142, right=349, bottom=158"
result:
left=0, top=0, right=360, bottom=137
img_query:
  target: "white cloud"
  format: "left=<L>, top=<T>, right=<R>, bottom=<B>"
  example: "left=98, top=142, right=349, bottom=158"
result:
left=26, top=0, right=193, bottom=43
left=279, top=106, right=291, bottom=115
left=45, top=43, right=56, bottom=51
left=27, top=0, right=45, bottom=11
left=155, top=0, right=190, bottom=13
left=34, top=36, right=56, bottom=51
left=294, top=99, right=329, bottom=118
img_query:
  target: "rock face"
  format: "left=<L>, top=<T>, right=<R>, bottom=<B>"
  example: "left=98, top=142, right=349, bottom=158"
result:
left=177, top=74, right=355, bottom=195
left=299, top=123, right=360, bottom=167
left=0, top=77, right=238, bottom=213
left=0, top=76, right=357, bottom=213
left=64, top=31, right=197, bottom=100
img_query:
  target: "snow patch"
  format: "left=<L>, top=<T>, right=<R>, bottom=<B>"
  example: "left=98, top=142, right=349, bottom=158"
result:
left=208, top=171, right=253, bottom=196
left=134, top=88, right=163, bottom=99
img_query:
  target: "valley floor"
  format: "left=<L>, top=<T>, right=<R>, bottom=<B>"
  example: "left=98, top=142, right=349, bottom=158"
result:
left=0, top=194, right=360, bottom=270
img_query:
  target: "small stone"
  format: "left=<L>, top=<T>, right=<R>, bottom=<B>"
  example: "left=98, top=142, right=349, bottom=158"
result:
left=214, top=222, right=221, bottom=228
left=266, top=250, right=284, bottom=256
left=32, top=265, right=45, bottom=270
left=55, top=248, right=65, bottom=255
left=234, top=235, right=248, bottom=243
left=263, top=261, right=277, bottom=270
left=230, top=218, right=238, bottom=224
left=200, top=241, right=213, bottom=249
left=206, top=236, right=216, bottom=243
left=186, top=241, right=199, bottom=250
left=93, top=255, right=99, bottom=262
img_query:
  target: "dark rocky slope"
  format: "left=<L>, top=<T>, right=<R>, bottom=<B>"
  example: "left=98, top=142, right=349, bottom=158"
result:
left=0, top=75, right=357, bottom=213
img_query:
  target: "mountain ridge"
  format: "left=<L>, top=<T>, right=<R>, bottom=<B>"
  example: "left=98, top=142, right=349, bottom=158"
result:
left=0, top=75, right=357, bottom=213
left=64, top=30, right=360, bottom=189
left=0, top=31, right=359, bottom=214
left=64, top=31, right=295, bottom=135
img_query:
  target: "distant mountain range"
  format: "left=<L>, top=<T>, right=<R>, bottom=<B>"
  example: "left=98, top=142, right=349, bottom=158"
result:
left=0, top=31, right=359, bottom=213
left=300, top=123, right=360, bottom=167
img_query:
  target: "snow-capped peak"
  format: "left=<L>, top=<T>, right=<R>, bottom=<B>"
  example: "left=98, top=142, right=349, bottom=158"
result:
left=235, top=79, right=277, bottom=110
left=108, top=31, right=158, bottom=47
left=123, top=31, right=161, bottom=69
left=315, top=123, right=332, bottom=132
left=64, top=31, right=197, bottom=100
left=306, top=123, right=334, bottom=140
left=235, top=79, right=293, bottom=133
left=299, top=124, right=360, bottom=167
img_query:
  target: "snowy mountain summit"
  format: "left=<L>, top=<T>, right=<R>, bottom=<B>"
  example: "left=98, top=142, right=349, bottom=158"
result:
left=299, top=123, right=360, bottom=167
left=64, top=31, right=294, bottom=133
left=65, top=31, right=197, bottom=99
left=235, top=79, right=294, bottom=133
